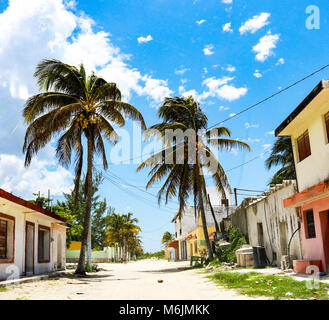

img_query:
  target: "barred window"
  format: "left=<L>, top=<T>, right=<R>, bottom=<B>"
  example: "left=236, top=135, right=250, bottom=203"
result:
left=297, top=130, right=311, bottom=162
left=0, top=214, right=15, bottom=262
left=0, top=219, right=7, bottom=259
left=305, top=210, right=316, bottom=239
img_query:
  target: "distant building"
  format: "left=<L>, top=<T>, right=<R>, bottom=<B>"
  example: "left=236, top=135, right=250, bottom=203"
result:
left=172, top=186, right=235, bottom=260
left=275, top=79, right=329, bottom=273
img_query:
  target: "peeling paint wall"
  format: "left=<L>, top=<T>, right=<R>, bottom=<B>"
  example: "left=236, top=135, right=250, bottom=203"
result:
left=232, top=181, right=303, bottom=266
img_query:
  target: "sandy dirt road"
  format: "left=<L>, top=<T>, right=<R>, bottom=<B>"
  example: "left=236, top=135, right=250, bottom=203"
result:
left=0, top=259, right=266, bottom=300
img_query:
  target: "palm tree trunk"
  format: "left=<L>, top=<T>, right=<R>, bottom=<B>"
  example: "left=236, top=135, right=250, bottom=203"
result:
left=208, top=194, right=220, bottom=235
left=87, top=220, right=92, bottom=268
left=75, top=135, right=93, bottom=275
left=199, top=191, right=213, bottom=258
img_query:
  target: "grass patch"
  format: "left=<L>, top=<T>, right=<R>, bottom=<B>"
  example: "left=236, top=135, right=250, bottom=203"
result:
left=0, top=287, right=9, bottom=292
left=208, top=272, right=329, bottom=300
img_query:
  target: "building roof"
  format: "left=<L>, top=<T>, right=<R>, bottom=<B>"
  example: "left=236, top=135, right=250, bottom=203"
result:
left=0, top=188, right=66, bottom=223
left=244, top=180, right=296, bottom=208
left=275, top=80, right=329, bottom=136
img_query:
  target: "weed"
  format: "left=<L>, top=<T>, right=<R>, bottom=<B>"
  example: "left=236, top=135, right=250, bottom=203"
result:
left=208, top=271, right=329, bottom=300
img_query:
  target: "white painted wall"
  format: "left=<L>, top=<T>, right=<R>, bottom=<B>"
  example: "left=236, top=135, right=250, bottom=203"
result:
left=244, top=181, right=302, bottom=266
left=279, top=88, right=329, bottom=191
left=291, top=112, right=329, bottom=191
left=0, top=199, right=66, bottom=280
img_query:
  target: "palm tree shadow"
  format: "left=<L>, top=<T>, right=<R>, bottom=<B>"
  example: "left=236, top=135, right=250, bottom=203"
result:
left=138, top=267, right=194, bottom=274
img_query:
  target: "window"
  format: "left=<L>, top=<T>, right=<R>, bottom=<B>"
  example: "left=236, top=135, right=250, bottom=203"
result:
left=325, top=112, right=329, bottom=143
left=305, top=210, right=316, bottom=239
left=38, top=226, right=50, bottom=263
left=194, top=241, right=198, bottom=254
left=0, top=214, right=15, bottom=262
left=0, top=220, right=7, bottom=259
left=297, top=130, right=311, bottom=162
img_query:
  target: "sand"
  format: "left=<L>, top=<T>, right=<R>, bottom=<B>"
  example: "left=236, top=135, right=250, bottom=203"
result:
left=0, top=259, right=267, bottom=300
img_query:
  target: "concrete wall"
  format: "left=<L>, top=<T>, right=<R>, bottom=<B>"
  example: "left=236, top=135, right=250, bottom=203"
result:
left=66, top=246, right=126, bottom=263
left=234, top=181, right=302, bottom=266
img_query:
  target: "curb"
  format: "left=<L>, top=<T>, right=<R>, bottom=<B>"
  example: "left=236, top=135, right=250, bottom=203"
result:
left=0, top=270, right=73, bottom=288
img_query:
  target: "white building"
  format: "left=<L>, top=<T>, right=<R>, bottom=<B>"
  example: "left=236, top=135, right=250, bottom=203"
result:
left=231, top=181, right=302, bottom=267
left=0, top=188, right=67, bottom=280
left=172, top=186, right=235, bottom=260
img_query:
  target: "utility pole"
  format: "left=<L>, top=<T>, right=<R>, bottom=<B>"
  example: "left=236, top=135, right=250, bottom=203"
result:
left=234, top=188, right=237, bottom=206
left=208, top=194, right=220, bottom=235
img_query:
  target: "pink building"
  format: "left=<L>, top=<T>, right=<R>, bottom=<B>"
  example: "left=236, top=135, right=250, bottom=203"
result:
left=275, top=80, right=329, bottom=273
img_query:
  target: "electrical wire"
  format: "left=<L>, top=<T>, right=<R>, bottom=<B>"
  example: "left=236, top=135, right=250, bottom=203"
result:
left=106, top=64, right=329, bottom=165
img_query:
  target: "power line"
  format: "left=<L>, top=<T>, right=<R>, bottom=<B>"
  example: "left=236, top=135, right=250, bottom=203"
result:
left=225, top=149, right=271, bottom=173
left=96, top=168, right=179, bottom=213
left=207, top=63, right=329, bottom=130
left=106, top=64, right=329, bottom=165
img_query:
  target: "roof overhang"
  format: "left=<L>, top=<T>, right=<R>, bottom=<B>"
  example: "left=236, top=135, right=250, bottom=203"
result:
left=275, top=80, right=329, bottom=137
left=0, top=189, right=66, bottom=223
left=283, top=180, right=329, bottom=208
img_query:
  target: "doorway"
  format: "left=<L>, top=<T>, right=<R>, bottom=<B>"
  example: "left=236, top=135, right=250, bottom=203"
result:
left=319, top=210, right=329, bottom=272
left=25, top=222, right=34, bottom=276
left=57, top=234, right=62, bottom=270
left=257, top=223, right=264, bottom=247
left=279, top=221, right=288, bottom=256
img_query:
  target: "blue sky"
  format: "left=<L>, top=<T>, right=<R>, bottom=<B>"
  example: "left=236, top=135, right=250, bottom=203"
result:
left=0, top=0, right=328, bottom=252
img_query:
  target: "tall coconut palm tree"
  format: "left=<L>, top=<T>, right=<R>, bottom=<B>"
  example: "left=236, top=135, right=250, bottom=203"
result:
left=137, top=96, right=250, bottom=258
left=23, top=59, right=145, bottom=275
left=265, top=136, right=296, bottom=185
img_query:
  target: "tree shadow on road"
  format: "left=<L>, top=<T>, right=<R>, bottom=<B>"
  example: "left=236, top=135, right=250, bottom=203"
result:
left=137, top=266, right=195, bottom=274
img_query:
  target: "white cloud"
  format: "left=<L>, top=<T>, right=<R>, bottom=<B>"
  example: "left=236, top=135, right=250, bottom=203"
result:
left=0, top=153, right=73, bottom=199
left=239, top=12, right=271, bottom=35
left=253, top=70, right=263, bottom=78
left=137, top=34, right=153, bottom=44
left=266, top=130, right=274, bottom=136
left=219, top=105, right=230, bottom=111
left=0, top=0, right=174, bottom=197
left=243, top=137, right=261, bottom=143
left=222, top=22, right=233, bottom=33
left=203, top=44, right=214, bottom=55
left=222, top=0, right=232, bottom=3
left=175, top=67, right=190, bottom=75
left=229, top=113, right=236, bottom=117
left=245, top=122, right=259, bottom=129
left=215, top=85, right=248, bottom=101
left=196, top=19, right=206, bottom=25
left=202, top=76, right=234, bottom=91
left=224, top=65, right=236, bottom=72
left=275, top=58, right=285, bottom=66
left=188, top=76, right=248, bottom=102
left=253, top=31, right=280, bottom=62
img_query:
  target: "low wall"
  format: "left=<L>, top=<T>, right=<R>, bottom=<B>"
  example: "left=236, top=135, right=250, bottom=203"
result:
left=66, top=246, right=128, bottom=263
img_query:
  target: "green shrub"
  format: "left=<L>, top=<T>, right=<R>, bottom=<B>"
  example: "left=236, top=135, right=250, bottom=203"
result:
left=213, top=226, right=247, bottom=264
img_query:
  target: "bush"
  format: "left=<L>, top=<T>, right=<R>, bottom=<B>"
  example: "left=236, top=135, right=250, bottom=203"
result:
left=138, top=250, right=165, bottom=260
left=213, top=226, right=247, bottom=264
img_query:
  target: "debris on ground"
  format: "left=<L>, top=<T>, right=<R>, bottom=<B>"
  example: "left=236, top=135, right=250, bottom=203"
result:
left=157, top=280, right=164, bottom=283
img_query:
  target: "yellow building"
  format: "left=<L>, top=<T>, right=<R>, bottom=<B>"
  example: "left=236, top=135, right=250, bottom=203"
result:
left=67, top=241, right=82, bottom=251
left=185, top=215, right=217, bottom=258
